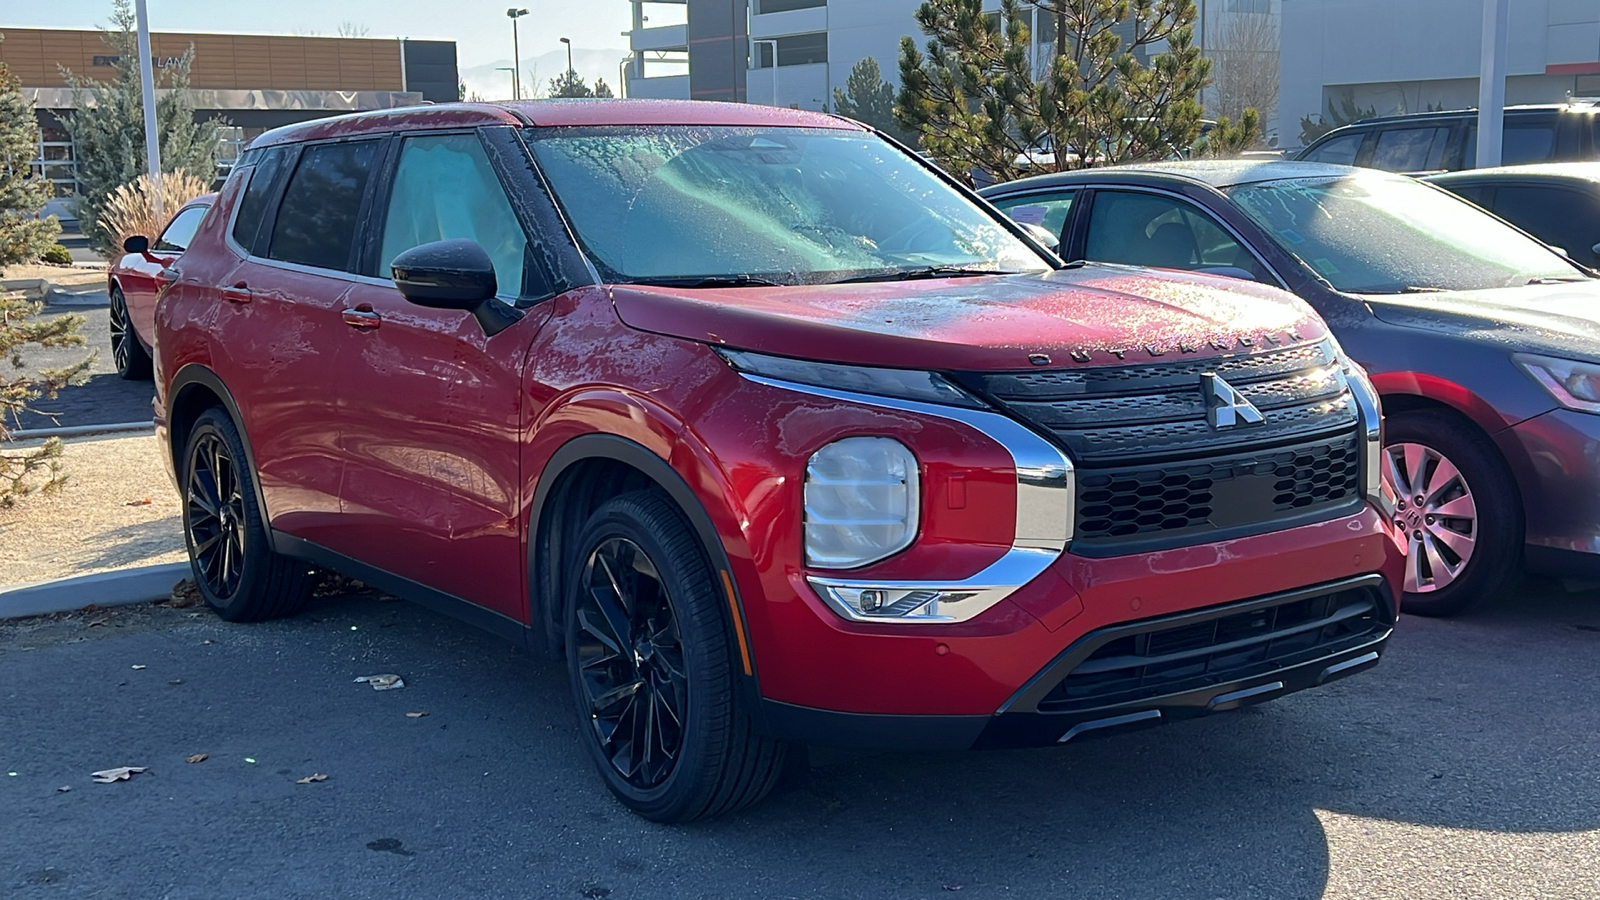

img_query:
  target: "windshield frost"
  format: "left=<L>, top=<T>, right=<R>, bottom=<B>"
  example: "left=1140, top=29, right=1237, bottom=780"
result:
left=1227, top=175, right=1585, bottom=294
left=527, top=126, right=1049, bottom=285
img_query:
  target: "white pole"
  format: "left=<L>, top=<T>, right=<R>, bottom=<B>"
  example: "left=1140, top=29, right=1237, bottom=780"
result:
left=1476, top=0, right=1509, bottom=168
left=134, top=0, right=163, bottom=221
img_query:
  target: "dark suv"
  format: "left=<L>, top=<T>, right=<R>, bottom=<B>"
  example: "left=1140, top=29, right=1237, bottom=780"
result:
left=1296, top=101, right=1600, bottom=172
left=153, top=100, right=1402, bottom=822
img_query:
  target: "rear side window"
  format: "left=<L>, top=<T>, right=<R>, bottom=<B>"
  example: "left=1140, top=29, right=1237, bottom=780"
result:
left=231, top=146, right=290, bottom=255
left=991, top=190, right=1077, bottom=243
left=154, top=205, right=209, bottom=253
left=1303, top=132, right=1363, bottom=166
left=1489, top=185, right=1600, bottom=264
left=1371, top=127, right=1447, bottom=172
left=268, top=140, right=381, bottom=272
left=1462, top=121, right=1558, bottom=167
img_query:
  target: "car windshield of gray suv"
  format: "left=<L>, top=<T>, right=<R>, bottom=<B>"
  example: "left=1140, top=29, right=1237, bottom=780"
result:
left=1228, top=174, right=1589, bottom=294
left=526, top=125, right=1050, bottom=286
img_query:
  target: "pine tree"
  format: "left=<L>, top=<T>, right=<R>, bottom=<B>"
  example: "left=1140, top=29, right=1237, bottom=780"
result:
left=831, top=58, right=918, bottom=147
left=548, top=72, right=615, bottom=99
left=897, top=0, right=1260, bottom=183
left=0, top=38, right=61, bottom=270
left=1, top=286, right=91, bottom=504
left=57, top=0, right=224, bottom=256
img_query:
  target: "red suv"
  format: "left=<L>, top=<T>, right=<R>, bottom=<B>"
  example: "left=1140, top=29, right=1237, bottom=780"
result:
left=153, top=100, right=1404, bottom=822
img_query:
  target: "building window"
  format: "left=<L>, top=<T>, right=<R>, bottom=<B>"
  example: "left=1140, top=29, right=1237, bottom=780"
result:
left=754, top=32, right=828, bottom=68
left=755, top=0, right=825, bottom=12
left=1226, top=0, right=1271, bottom=12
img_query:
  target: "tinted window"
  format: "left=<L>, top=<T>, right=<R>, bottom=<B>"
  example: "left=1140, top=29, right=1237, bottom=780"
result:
left=1371, top=127, right=1447, bottom=172
left=268, top=140, right=381, bottom=272
left=1303, top=133, right=1363, bottom=166
left=1084, top=190, right=1269, bottom=281
left=231, top=146, right=290, bottom=255
left=154, top=205, right=209, bottom=253
left=1462, top=122, right=1558, bottom=167
left=991, top=191, right=1076, bottom=242
left=379, top=133, right=530, bottom=300
left=1490, top=185, right=1600, bottom=264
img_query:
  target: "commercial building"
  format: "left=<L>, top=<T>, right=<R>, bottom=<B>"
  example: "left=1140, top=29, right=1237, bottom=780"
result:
left=1, top=28, right=457, bottom=217
left=1280, top=0, right=1600, bottom=145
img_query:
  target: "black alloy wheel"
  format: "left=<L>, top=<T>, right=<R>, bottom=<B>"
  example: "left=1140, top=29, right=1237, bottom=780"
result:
left=181, top=408, right=312, bottom=622
left=565, top=491, right=789, bottom=822
left=109, top=286, right=152, bottom=380
left=575, top=536, right=689, bottom=789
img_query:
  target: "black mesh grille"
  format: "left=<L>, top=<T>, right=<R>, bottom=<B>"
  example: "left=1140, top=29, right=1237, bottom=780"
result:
left=1038, top=586, right=1389, bottom=713
left=1076, top=436, right=1361, bottom=543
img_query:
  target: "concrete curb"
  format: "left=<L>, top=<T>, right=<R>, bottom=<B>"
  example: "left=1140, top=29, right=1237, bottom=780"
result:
left=9, top=421, right=155, bottom=441
left=0, top=562, right=190, bottom=620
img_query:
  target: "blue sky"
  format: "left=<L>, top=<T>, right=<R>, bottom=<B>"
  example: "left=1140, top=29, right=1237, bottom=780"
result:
left=3, top=0, right=638, bottom=92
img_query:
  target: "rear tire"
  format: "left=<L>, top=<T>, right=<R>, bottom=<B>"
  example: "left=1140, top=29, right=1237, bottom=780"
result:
left=182, top=408, right=313, bottom=622
left=109, top=286, right=152, bottom=381
left=1384, top=409, right=1522, bottom=617
left=564, top=490, right=787, bottom=822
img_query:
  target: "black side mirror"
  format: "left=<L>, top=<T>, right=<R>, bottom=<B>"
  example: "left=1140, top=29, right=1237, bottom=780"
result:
left=390, top=239, right=522, bottom=336
left=123, top=235, right=149, bottom=254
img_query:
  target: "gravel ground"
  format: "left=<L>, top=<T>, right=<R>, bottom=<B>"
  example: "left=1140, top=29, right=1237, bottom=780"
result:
left=0, top=433, right=183, bottom=587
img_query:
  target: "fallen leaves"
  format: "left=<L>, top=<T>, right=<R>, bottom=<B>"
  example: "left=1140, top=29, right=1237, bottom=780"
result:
left=86, top=617, right=108, bottom=628
left=56, top=786, right=71, bottom=793
left=405, top=711, right=429, bottom=718
left=130, top=665, right=146, bottom=670
left=354, top=674, right=404, bottom=691
left=186, top=753, right=208, bottom=764
left=125, top=497, right=152, bottom=506
left=90, top=767, right=146, bottom=783
left=164, top=580, right=204, bottom=609
left=295, top=773, right=327, bottom=784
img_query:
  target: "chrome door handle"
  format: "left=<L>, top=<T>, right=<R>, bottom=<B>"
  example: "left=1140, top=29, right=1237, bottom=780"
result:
left=341, top=307, right=382, bottom=329
left=220, top=283, right=252, bottom=303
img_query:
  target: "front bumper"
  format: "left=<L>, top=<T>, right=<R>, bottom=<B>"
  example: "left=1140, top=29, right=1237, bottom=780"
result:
left=1499, top=408, right=1600, bottom=578
left=758, top=574, right=1393, bottom=750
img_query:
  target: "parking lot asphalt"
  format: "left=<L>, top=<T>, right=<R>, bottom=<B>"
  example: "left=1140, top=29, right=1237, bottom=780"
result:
left=3, top=582, right=1600, bottom=899
left=12, top=300, right=156, bottom=432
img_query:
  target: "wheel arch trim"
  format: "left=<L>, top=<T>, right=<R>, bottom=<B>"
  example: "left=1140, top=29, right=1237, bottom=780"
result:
left=165, top=364, right=271, bottom=536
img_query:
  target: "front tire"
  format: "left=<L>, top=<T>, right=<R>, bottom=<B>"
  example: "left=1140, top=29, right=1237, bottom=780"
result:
left=182, top=408, right=313, bottom=622
left=564, top=490, right=787, bottom=822
left=109, top=286, right=152, bottom=381
left=1384, top=409, right=1523, bottom=617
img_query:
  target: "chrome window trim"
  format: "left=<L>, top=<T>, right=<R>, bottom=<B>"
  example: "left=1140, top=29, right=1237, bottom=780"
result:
left=1006, top=181, right=1292, bottom=292
left=740, top=373, right=1074, bottom=624
left=1341, top=361, right=1389, bottom=517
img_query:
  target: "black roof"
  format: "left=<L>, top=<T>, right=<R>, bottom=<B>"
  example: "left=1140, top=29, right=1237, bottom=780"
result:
left=1347, top=102, right=1599, bottom=126
left=980, top=159, right=1380, bottom=193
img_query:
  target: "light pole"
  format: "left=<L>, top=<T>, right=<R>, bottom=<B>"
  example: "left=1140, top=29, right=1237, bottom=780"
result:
left=560, top=37, right=573, bottom=78
left=134, top=0, right=162, bottom=221
left=752, top=39, right=778, bottom=107
left=506, top=8, right=529, bottom=100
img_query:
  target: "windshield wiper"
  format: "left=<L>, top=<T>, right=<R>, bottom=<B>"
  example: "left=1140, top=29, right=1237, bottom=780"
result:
left=632, top=275, right=789, bottom=289
left=1525, top=276, right=1591, bottom=285
left=828, top=266, right=1018, bottom=284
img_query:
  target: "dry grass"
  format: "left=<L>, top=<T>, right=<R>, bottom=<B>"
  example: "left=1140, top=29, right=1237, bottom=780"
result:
left=0, top=264, right=107, bottom=290
left=99, top=170, right=211, bottom=251
left=0, top=433, right=184, bottom=587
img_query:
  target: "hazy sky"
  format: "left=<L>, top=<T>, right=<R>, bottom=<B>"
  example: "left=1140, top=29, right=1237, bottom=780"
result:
left=2, top=0, right=636, bottom=71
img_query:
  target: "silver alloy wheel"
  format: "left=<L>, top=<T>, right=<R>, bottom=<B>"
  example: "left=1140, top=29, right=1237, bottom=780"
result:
left=1383, top=442, right=1478, bottom=593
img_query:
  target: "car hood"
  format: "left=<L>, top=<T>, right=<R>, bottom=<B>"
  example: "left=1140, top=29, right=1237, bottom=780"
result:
left=610, top=264, right=1328, bottom=371
left=1364, top=280, right=1600, bottom=361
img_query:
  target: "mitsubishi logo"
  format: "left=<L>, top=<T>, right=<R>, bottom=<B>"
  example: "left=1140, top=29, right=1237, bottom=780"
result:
left=1202, top=373, right=1264, bottom=429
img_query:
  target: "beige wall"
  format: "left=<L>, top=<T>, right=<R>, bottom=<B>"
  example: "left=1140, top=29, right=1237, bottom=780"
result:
left=0, top=28, right=404, bottom=92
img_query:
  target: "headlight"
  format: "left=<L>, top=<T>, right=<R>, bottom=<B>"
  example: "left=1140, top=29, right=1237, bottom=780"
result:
left=1514, top=353, right=1600, bottom=414
left=717, top=348, right=983, bottom=408
left=805, top=437, right=919, bottom=569
left=1339, top=355, right=1390, bottom=516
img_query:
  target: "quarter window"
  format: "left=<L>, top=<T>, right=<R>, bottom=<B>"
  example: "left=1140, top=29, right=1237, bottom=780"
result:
left=231, top=145, right=291, bottom=256
left=377, top=133, right=530, bottom=300
left=267, top=140, right=381, bottom=272
left=154, top=205, right=209, bottom=253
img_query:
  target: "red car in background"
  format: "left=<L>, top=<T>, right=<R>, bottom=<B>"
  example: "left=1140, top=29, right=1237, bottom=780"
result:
left=152, top=100, right=1404, bottom=822
left=107, top=195, right=214, bottom=380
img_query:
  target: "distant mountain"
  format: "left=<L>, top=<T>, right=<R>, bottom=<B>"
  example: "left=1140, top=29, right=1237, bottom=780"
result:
left=460, top=47, right=629, bottom=100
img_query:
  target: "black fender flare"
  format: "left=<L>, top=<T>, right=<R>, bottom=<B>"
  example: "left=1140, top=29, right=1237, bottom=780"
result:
left=166, top=364, right=272, bottom=536
left=526, top=433, right=761, bottom=689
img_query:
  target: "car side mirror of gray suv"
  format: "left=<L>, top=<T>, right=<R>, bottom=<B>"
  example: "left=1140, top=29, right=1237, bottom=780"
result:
left=391, top=239, right=522, bottom=336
